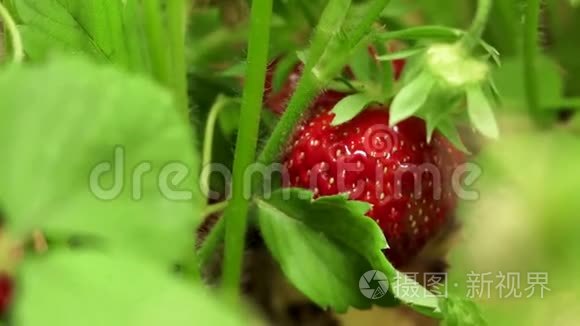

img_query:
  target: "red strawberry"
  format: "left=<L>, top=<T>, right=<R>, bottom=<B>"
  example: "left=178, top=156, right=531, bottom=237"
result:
left=0, top=274, right=12, bottom=315
left=393, top=59, right=406, bottom=80
left=283, top=106, right=464, bottom=266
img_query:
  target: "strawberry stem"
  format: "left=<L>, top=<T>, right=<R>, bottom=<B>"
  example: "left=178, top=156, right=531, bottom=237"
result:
left=258, top=71, right=320, bottom=165
left=258, top=0, right=392, bottom=166
left=0, top=1, right=23, bottom=63
left=345, top=0, right=391, bottom=50
left=220, top=0, right=273, bottom=300
left=462, top=0, right=492, bottom=50
left=200, top=95, right=230, bottom=199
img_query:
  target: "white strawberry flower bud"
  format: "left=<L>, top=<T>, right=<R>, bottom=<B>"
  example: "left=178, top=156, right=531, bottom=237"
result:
left=425, top=43, right=489, bottom=88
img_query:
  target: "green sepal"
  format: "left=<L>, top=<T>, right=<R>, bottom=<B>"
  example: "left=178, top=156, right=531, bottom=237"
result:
left=330, top=93, right=375, bottom=125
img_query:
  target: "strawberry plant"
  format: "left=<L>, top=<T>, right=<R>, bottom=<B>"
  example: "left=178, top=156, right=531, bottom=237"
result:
left=0, top=0, right=580, bottom=325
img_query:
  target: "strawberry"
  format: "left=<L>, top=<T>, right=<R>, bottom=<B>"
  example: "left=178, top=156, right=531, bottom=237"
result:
left=0, top=274, right=12, bottom=315
left=283, top=106, right=464, bottom=266
left=392, top=58, right=406, bottom=80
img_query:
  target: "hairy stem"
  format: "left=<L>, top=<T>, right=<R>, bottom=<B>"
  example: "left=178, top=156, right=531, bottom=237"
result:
left=257, top=71, right=319, bottom=164
left=346, top=0, right=390, bottom=49
left=220, top=0, right=273, bottom=299
left=0, top=1, right=23, bottom=63
left=258, top=0, right=391, bottom=166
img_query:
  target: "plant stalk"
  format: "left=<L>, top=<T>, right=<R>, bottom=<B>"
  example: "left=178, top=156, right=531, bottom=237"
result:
left=258, top=0, right=391, bottom=166
left=523, top=0, right=544, bottom=127
left=167, top=0, right=190, bottom=118
left=462, top=0, right=493, bottom=50
left=220, top=0, right=273, bottom=298
left=200, top=95, right=229, bottom=198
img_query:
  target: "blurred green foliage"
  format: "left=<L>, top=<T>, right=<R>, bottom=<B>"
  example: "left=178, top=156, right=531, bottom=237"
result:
left=2, top=0, right=580, bottom=323
left=449, top=131, right=580, bottom=325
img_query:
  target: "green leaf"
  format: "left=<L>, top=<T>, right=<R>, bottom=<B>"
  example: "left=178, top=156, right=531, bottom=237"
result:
left=440, top=296, right=487, bottom=326
left=218, top=100, right=242, bottom=137
left=330, top=93, right=374, bottom=125
left=14, top=251, right=246, bottom=325
left=259, top=189, right=386, bottom=254
left=390, top=72, right=435, bottom=126
left=256, top=188, right=441, bottom=315
left=63, top=0, right=128, bottom=65
left=480, top=42, right=501, bottom=67
left=348, top=43, right=373, bottom=82
left=256, top=188, right=395, bottom=311
left=389, top=270, right=442, bottom=317
left=257, top=199, right=374, bottom=311
left=220, top=61, right=247, bottom=77
left=377, top=25, right=463, bottom=42
left=422, top=92, right=459, bottom=142
left=13, top=0, right=155, bottom=75
left=466, top=85, right=499, bottom=139
left=436, top=119, right=469, bottom=153
left=377, top=47, right=426, bottom=61
left=13, top=0, right=110, bottom=61
left=0, top=57, right=202, bottom=264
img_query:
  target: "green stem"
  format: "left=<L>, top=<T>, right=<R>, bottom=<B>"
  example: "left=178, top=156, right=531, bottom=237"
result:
left=492, top=0, right=517, bottom=55
left=258, top=72, right=318, bottom=164
left=254, top=0, right=355, bottom=163
left=167, top=0, right=190, bottom=118
left=202, top=201, right=230, bottom=217
left=523, top=0, right=543, bottom=126
left=345, top=0, right=390, bottom=49
left=462, top=0, right=493, bottom=50
left=258, top=0, right=391, bottom=165
left=220, top=0, right=273, bottom=298
left=200, top=95, right=230, bottom=197
left=0, top=0, right=23, bottom=63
